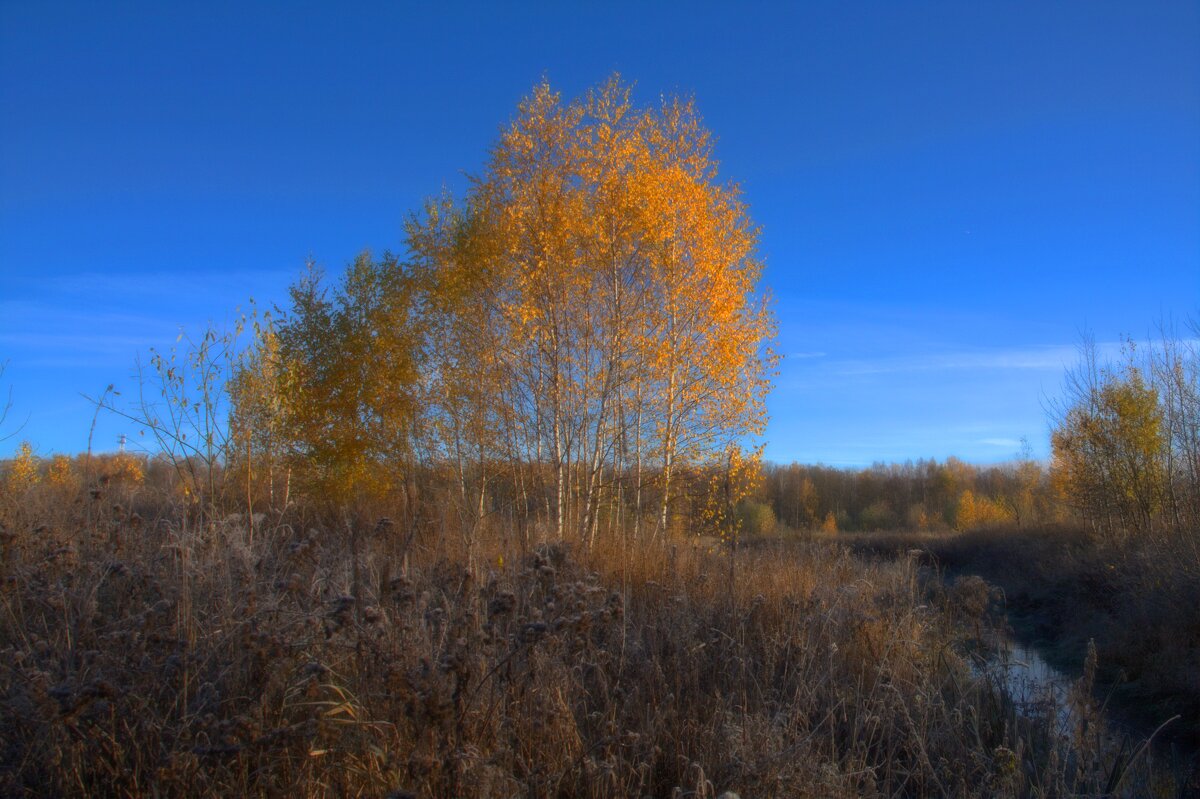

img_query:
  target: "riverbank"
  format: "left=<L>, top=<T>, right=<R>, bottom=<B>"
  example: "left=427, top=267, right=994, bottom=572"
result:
left=834, top=525, right=1200, bottom=757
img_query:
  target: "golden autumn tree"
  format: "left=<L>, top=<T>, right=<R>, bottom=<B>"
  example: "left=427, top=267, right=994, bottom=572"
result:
left=953, top=489, right=1013, bottom=531
left=820, top=510, right=838, bottom=534
left=46, top=454, right=75, bottom=489
left=408, top=76, right=776, bottom=546
left=6, top=441, right=38, bottom=494
left=1045, top=325, right=1200, bottom=542
left=1051, top=357, right=1166, bottom=540
left=407, top=196, right=517, bottom=554
left=637, top=95, right=776, bottom=540
left=270, top=253, right=427, bottom=510
left=699, top=443, right=766, bottom=544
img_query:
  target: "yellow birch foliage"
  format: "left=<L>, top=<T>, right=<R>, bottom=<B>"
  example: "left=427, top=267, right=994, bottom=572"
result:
left=954, top=490, right=978, bottom=532
left=410, top=76, right=776, bottom=541
left=103, top=454, right=144, bottom=487
left=700, top=444, right=764, bottom=544
left=7, top=441, right=38, bottom=492
left=228, top=321, right=288, bottom=508
left=46, top=454, right=75, bottom=489
left=1051, top=362, right=1166, bottom=537
left=271, top=254, right=426, bottom=506
left=954, top=489, right=1014, bottom=531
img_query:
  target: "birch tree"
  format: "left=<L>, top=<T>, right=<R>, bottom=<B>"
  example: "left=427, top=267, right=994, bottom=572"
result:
left=408, top=77, right=776, bottom=545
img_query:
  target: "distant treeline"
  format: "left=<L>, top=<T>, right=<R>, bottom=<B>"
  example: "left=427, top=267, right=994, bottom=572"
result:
left=0, top=444, right=1052, bottom=544
left=753, top=326, right=1200, bottom=541
left=754, top=457, right=1049, bottom=534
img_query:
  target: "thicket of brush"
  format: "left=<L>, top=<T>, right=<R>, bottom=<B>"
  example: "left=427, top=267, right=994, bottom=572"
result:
left=1, top=469, right=1187, bottom=798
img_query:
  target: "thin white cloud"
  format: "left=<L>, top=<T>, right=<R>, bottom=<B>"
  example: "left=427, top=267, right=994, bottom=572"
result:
left=980, top=437, right=1022, bottom=448
left=832, top=338, right=1200, bottom=377
left=834, top=344, right=1078, bottom=375
left=788, top=351, right=827, bottom=359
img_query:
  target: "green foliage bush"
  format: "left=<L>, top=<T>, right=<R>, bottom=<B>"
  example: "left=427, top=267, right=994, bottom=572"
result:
left=735, top=499, right=776, bottom=537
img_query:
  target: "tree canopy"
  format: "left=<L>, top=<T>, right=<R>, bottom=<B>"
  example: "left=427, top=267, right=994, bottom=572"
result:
left=232, top=77, right=777, bottom=546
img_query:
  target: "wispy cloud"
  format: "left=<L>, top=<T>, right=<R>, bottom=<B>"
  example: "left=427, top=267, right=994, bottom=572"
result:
left=834, top=344, right=1076, bottom=375
left=979, top=437, right=1022, bottom=448
left=788, top=351, right=827, bottom=359
left=828, top=337, right=1200, bottom=378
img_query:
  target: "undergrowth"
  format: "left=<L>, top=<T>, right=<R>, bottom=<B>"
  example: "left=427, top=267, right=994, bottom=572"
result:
left=0, top=482, right=1187, bottom=797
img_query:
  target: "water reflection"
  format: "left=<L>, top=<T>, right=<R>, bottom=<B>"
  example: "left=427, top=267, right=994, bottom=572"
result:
left=990, top=638, right=1073, bottom=727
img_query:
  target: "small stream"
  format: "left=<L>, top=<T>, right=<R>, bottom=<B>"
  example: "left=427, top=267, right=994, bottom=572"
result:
left=979, top=635, right=1077, bottom=730
left=969, top=619, right=1195, bottom=793
left=846, top=540, right=1197, bottom=788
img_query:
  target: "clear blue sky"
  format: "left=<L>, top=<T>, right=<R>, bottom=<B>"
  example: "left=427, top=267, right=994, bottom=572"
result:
left=2, top=1, right=1198, bottom=465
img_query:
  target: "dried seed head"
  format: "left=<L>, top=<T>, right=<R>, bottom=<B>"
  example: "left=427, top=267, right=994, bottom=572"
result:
left=300, top=661, right=328, bottom=679
left=488, top=591, right=517, bottom=618
left=520, top=621, right=548, bottom=643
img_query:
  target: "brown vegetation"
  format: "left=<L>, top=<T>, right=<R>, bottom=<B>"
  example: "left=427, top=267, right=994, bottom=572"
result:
left=0, top=470, right=1184, bottom=797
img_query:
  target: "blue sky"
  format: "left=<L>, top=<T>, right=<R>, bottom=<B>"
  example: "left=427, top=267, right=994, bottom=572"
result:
left=2, top=1, right=1198, bottom=465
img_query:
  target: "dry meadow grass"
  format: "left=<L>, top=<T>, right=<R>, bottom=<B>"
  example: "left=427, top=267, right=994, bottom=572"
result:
left=0, top=478, right=1188, bottom=797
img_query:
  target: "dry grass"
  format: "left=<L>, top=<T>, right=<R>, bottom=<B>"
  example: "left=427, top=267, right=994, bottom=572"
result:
left=0, top=482, right=1187, bottom=797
